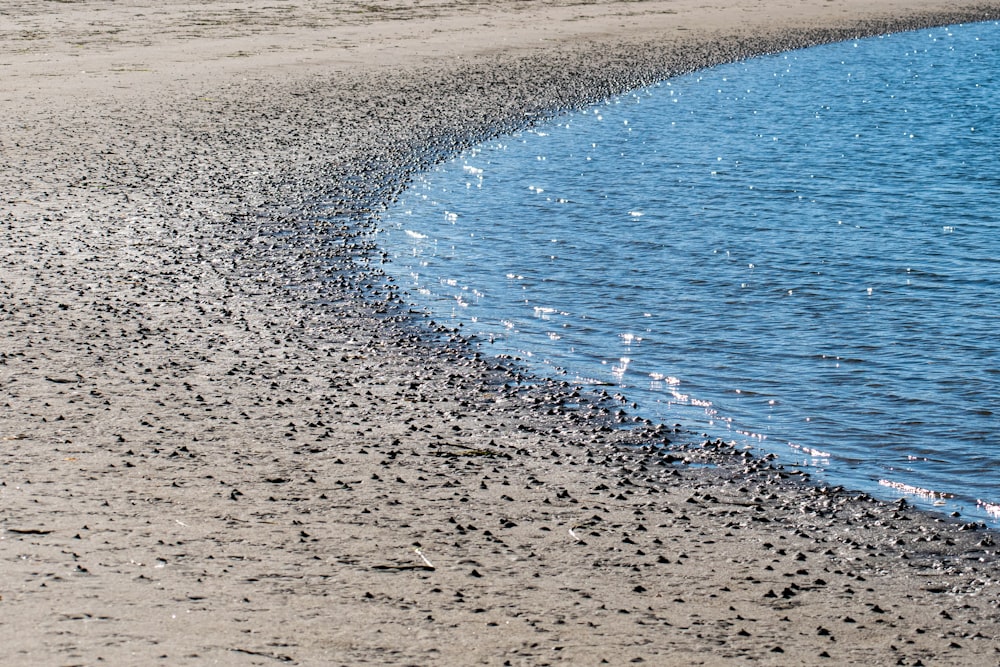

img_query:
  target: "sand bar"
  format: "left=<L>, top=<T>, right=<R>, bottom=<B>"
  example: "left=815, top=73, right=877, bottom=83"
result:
left=3, top=0, right=1000, bottom=664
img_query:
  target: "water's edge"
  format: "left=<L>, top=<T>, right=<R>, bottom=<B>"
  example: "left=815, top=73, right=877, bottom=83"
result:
left=311, top=12, right=1000, bottom=528
left=375, top=20, right=1000, bottom=524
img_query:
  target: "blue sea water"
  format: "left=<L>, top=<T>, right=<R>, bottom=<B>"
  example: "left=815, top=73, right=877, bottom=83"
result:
left=378, top=22, right=1000, bottom=524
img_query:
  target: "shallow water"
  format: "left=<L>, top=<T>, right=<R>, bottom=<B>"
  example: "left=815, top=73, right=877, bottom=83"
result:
left=379, top=22, right=1000, bottom=524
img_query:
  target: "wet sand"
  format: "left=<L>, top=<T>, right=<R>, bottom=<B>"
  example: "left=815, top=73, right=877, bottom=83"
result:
left=3, top=0, right=1000, bottom=664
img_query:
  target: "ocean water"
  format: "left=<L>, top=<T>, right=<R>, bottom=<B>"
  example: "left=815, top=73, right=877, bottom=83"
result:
left=378, top=22, right=1000, bottom=524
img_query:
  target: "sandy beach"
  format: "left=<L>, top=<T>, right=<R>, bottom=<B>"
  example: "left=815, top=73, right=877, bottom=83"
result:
left=3, top=1, right=1000, bottom=664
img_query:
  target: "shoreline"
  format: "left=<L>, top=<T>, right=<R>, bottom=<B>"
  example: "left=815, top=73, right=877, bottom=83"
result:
left=371, top=19, right=1000, bottom=527
left=3, top=1, right=1000, bottom=663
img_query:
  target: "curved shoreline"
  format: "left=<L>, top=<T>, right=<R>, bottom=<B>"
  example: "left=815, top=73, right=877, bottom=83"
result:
left=370, top=19, right=1000, bottom=525
left=3, top=1, right=1000, bottom=663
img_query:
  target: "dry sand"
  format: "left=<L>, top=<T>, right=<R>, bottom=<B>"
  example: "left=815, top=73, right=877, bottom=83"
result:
left=3, top=1, right=1000, bottom=664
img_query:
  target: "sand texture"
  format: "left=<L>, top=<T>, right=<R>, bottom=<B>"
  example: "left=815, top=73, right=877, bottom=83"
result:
left=3, top=0, right=1000, bottom=664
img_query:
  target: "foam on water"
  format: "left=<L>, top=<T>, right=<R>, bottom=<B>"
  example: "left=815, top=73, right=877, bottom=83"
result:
left=379, top=22, right=1000, bottom=524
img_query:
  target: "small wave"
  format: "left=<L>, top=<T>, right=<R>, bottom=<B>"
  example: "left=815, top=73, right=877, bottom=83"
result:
left=878, top=479, right=955, bottom=500
left=788, top=442, right=831, bottom=457
left=977, top=500, right=1000, bottom=518
left=533, top=306, right=557, bottom=318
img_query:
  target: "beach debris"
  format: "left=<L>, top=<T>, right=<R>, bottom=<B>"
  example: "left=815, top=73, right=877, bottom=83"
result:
left=44, top=375, right=81, bottom=384
left=371, top=563, right=435, bottom=572
left=433, top=442, right=510, bottom=459
left=372, top=548, right=435, bottom=572
left=414, top=548, right=434, bottom=569
left=7, top=528, right=53, bottom=535
left=228, top=647, right=293, bottom=663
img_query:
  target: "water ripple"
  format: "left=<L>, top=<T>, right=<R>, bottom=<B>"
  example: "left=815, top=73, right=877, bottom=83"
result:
left=380, top=22, right=1000, bottom=524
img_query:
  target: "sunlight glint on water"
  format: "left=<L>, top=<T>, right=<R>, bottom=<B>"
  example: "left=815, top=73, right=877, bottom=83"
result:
left=379, top=23, right=1000, bottom=524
